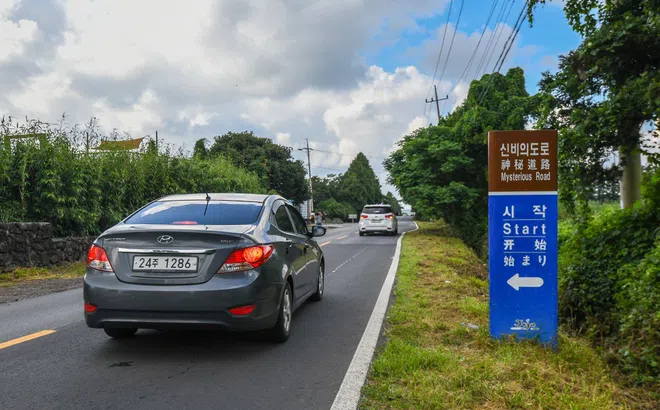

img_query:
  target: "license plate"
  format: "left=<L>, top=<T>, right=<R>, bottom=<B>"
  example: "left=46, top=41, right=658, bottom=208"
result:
left=132, top=256, right=198, bottom=272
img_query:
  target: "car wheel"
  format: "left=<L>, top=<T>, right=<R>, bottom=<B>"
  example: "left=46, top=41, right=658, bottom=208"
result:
left=359, top=231, right=364, bottom=236
left=270, top=282, right=293, bottom=343
left=310, top=263, right=324, bottom=302
left=103, top=327, right=138, bottom=339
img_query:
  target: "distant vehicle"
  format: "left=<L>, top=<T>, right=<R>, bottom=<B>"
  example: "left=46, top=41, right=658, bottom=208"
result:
left=359, top=204, right=398, bottom=236
left=84, top=193, right=326, bottom=343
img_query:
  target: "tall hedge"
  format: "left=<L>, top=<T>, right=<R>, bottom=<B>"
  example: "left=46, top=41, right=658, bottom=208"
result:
left=0, top=122, right=266, bottom=236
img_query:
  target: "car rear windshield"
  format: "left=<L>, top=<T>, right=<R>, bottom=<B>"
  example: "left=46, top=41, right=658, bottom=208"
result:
left=362, top=206, right=392, bottom=214
left=124, top=201, right=263, bottom=225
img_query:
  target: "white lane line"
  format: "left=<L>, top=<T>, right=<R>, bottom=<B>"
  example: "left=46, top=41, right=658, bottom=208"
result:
left=330, top=249, right=366, bottom=275
left=330, top=222, right=419, bottom=410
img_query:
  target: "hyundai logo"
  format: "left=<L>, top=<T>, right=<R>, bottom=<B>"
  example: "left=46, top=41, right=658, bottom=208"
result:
left=157, top=235, right=174, bottom=244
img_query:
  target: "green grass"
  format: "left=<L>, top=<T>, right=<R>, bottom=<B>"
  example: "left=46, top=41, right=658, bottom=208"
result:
left=0, top=261, right=86, bottom=287
left=359, top=221, right=658, bottom=410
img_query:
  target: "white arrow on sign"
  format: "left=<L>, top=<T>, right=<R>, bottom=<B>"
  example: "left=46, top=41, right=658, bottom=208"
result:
left=507, top=273, right=544, bottom=291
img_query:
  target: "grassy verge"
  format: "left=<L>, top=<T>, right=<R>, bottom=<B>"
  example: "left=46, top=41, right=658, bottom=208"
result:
left=360, top=222, right=657, bottom=410
left=0, top=262, right=86, bottom=287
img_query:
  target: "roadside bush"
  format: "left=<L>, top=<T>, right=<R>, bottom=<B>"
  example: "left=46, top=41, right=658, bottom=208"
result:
left=558, top=169, right=660, bottom=383
left=318, top=198, right=355, bottom=221
left=0, top=119, right=266, bottom=236
left=559, top=205, right=659, bottom=332
left=617, top=242, right=660, bottom=382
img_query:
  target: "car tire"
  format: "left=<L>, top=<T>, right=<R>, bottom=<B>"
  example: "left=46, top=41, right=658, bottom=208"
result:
left=310, top=264, right=324, bottom=302
left=359, top=231, right=364, bottom=236
left=269, top=282, right=293, bottom=343
left=103, top=327, right=138, bottom=339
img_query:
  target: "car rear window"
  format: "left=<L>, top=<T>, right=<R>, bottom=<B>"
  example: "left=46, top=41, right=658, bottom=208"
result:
left=124, top=201, right=263, bottom=225
left=362, top=206, right=392, bottom=214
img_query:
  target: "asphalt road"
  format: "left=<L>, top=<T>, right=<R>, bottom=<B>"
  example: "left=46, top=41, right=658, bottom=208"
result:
left=0, top=217, right=416, bottom=410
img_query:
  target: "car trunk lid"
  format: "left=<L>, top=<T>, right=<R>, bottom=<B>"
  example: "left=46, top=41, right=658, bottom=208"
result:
left=99, top=224, right=252, bottom=285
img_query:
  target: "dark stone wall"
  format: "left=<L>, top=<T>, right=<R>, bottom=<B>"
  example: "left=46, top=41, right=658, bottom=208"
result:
left=0, top=223, right=95, bottom=273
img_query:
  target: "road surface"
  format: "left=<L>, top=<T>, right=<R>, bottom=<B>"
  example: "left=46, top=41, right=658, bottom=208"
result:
left=0, top=217, right=416, bottom=410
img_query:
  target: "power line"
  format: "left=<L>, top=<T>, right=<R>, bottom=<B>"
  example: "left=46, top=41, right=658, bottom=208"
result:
left=477, top=0, right=529, bottom=106
left=493, top=0, right=528, bottom=73
left=423, top=0, right=465, bottom=125
left=426, top=0, right=455, bottom=100
left=423, top=0, right=454, bottom=126
left=481, top=0, right=517, bottom=77
left=436, top=0, right=465, bottom=87
left=473, top=0, right=511, bottom=79
left=310, top=147, right=387, bottom=159
left=443, top=0, right=500, bottom=115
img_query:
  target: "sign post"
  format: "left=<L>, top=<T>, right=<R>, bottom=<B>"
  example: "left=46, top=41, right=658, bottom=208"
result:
left=488, top=130, right=558, bottom=347
left=348, top=214, right=357, bottom=223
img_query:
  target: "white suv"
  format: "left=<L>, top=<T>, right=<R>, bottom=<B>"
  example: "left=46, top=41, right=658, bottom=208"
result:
left=359, top=204, right=398, bottom=236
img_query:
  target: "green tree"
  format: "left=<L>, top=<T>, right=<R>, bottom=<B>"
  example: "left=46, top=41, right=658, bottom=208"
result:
left=208, top=131, right=309, bottom=203
left=311, top=174, right=340, bottom=208
left=386, top=68, right=539, bottom=251
left=193, top=138, right=208, bottom=159
left=318, top=198, right=355, bottom=221
left=383, top=192, right=402, bottom=215
left=337, top=153, right=382, bottom=212
left=528, top=0, right=660, bottom=210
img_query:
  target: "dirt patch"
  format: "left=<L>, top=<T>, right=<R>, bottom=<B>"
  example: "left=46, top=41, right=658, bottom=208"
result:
left=0, top=277, right=83, bottom=304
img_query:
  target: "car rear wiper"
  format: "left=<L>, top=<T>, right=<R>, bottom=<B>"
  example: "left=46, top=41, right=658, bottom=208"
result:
left=204, top=192, right=211, bottom=216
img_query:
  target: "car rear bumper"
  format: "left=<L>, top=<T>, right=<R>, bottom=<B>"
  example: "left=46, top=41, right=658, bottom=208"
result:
left=359, top=222, right=396, bottom=232
left=83, top=269, right=282, bottom=331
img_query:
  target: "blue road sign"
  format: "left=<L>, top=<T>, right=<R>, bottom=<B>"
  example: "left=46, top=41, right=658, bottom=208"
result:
left=488, top=193, right=558, bottom=346
left=487, top=130, right=559, bottom=348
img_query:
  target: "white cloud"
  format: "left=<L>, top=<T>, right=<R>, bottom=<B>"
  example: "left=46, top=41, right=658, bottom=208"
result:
left=1, top=0, right=541, bottom=197
left=275, top=132, right=291, bottom=146
left=0, top=0, right=38, bottom=63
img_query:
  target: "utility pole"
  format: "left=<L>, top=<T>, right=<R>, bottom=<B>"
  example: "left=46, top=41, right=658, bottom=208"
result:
left=155, top=130, right=159, bottom=153
left=298, top=138, right=314, bottom=214
left=425, top=84, right=449, bottom=125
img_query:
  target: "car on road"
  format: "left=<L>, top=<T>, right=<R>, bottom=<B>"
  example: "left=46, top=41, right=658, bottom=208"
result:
left=359, top=204, right=398, bottom=236
left=84, top=193, right=326, bottom=343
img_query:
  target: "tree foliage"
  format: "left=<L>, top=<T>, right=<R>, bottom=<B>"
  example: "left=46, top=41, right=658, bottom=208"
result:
left=318, top=198, right=356, bottom=221
left=386, top=68, right=539, bottom=251
left=311, top=174, right=341, bottom=207
left=335, top=153, right=382, bottom=212
left=528, top=0, right=660, bottom=210
left=208, top=131, right=309, bottom=203
left=383, top=192, right=402, bottom=215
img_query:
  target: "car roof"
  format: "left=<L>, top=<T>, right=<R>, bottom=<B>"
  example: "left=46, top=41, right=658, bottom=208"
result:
left=363, top=204, right=392, bottom=207
left=157, top=193, right=271, bottom=203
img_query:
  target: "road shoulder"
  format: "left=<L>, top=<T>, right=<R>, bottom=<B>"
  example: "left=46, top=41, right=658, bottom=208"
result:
left=0, top=262, right=85, bottom=304
left=358, top=221, right=657, bottom=410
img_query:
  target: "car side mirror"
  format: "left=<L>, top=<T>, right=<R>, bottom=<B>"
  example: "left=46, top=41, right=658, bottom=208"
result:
left=310, top=226, right=326, bottom=237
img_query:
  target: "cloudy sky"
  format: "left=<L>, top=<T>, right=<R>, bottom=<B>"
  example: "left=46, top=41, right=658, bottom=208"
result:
left=1, top=0, right=580, bottom=196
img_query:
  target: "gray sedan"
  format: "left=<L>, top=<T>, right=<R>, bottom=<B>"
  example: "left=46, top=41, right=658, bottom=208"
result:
left=84, top=193, right=326, bottom=343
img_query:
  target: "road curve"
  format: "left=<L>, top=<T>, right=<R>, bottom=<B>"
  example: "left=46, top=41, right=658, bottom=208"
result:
left=0, top=217, right=416, bottom=410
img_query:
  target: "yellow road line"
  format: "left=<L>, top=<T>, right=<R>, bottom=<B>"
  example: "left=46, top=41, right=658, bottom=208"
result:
left=0, top=330, right=56, bottom=350
left=336, top=235, right=348, bottom=241
left=320, top=241, right=332, bottom=247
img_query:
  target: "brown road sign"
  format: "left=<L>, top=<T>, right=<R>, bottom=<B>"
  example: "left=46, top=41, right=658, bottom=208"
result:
left=488, top=130, right=558, bottom=193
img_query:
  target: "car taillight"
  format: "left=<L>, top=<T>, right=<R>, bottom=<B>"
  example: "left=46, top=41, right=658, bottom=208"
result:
left=361, top=214, right=368, bottom=219
left=87, top=245, right=114, bottom=272
left=217, top=245, right=274, bottom=274
left=385, top=214, right=394, bottom=219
